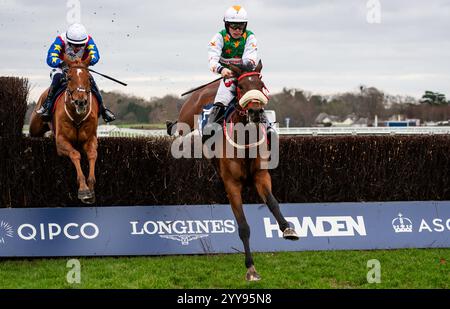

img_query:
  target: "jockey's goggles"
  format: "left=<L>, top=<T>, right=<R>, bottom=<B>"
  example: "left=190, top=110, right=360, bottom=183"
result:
left=228, top=23, right=246, bottom=30
left=69, top=43, right=85, bottom=49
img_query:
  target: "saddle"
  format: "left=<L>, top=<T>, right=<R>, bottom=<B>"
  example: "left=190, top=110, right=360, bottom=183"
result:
left=198, top=102, right=236, bottom=136
left=50, top=80, right=68, bottom=113
left=199, top=100, right=273, bottom=137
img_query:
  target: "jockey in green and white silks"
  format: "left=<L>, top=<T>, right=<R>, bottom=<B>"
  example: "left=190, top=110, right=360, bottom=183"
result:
left=203, top=6, right=273, bottom=143
left=208, top=5, right=258, bottom=110
left=204, top=5, right=260, bottom=133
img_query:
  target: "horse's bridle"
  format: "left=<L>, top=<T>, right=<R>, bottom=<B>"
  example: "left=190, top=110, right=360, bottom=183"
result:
left=235, top=72, right=270, bottom=107
left=64, top=66, right=93, bottom=126
left=223, top=71, right=270, bottom=149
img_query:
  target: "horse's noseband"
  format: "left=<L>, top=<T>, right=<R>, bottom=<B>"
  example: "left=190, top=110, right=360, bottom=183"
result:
left=235, top=72, right=269, bottom=107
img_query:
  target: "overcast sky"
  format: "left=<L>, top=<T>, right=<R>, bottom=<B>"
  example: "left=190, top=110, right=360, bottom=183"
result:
left=1, top=0, right=450, bottom=102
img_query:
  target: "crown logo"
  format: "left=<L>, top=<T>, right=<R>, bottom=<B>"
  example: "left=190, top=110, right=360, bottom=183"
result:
left=392, top=213, right=413, bottom=233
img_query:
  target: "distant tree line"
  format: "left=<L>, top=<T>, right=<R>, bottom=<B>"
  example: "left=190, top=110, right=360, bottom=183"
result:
left=24, top=87, right=450, bottom=126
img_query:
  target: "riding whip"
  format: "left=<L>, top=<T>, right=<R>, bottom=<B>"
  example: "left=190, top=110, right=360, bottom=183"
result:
left=88, top=69, right=128, bottom=86
left=181, top=77, right=222, bottom=96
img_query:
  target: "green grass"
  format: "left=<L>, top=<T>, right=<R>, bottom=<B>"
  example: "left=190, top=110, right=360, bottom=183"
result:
left=0, top=249, right=448, bottom=289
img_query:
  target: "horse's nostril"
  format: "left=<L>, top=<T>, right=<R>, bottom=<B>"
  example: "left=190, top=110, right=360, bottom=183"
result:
left=75, top=100, right=87, bottom=107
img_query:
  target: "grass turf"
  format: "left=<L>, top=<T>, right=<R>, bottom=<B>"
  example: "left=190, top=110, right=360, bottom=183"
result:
left=0, top=248, right=448, bottom=289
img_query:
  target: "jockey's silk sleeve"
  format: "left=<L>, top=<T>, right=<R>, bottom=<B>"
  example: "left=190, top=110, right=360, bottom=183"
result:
left=242, top=33, right=258, bottom=69
left=208, top=33, right=224, bottom=74
left=86, top=37, right=100, bottom=66
left=46, top=36, right=64, bottom=68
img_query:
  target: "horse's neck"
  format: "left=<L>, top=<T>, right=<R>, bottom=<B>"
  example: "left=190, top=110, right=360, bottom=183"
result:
left=230, top=111, right=247, bottom=125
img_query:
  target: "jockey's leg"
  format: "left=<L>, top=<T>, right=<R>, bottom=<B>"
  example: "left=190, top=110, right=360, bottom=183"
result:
left=259, top=110, right=277, bottom=145
left=202, top=78, right=235, bottom=144
left=90, top=76, right=116, bottom=123
left=36, top=68, right=63, bottom=121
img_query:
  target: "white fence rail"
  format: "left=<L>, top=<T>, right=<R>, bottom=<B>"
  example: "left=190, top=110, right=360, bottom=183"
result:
left=277, top=126, right=450, bottom=136
left=24, top=125, right=450, bottom=137
left=97, top=126, right=166, bottom=137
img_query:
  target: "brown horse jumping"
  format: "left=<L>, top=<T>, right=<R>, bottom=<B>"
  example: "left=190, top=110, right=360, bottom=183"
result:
left=168, top=61, right=299, bottom=281
left=29, top=55, right=99, bottom=204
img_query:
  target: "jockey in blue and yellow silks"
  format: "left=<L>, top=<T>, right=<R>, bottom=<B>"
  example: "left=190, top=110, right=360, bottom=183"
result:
left=37, top=23, right=115, bottom=123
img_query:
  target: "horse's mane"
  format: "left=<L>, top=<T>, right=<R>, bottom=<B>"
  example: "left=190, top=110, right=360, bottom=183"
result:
left=236, top=62, right=257, bottom=73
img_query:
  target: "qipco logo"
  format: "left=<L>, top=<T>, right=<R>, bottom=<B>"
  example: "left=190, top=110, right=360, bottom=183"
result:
left=17, top=222, right=99, bottom=241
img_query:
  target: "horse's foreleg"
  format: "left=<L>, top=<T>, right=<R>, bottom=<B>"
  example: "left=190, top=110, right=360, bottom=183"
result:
left=224, top=179, right=260, bottom=281
left=56, top=137, right=91, bottom=203
left=254, top=171, right=299, bottom=240
left=83, top=137, right=98, bottom=192
left=83, top=136, right=98, bottom=202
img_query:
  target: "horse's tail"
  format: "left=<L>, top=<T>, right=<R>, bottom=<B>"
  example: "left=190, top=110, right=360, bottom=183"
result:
left=166, top=120, right=177, bottom=136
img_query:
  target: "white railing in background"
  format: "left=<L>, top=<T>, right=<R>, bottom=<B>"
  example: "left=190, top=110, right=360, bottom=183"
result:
left=276, top=126, right=450, bottom=135
left=97, top=125, right=166, bottom=137
left=23, top=125, right=450, bottom=137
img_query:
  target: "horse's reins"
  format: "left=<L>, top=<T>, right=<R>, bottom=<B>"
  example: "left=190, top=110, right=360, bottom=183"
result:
left=64, top=66, right=93, bottom=127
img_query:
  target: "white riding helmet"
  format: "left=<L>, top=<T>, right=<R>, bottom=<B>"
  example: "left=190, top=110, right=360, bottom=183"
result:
left=66, top=23, right=89, bottom=45
left=223, top=5, right=248, bottom=23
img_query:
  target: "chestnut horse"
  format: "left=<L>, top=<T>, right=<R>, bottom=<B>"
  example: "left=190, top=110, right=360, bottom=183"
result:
left=29, top=55, right=99, bottom=204
left=167, top=61, right=299, bottom=281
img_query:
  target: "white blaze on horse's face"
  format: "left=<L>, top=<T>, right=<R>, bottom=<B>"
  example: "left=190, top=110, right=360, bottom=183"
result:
left=67, top=67, right=91, bottom=115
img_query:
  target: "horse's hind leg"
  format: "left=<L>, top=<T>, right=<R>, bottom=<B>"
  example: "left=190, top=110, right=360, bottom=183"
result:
left=254, top=171, right=299, bottom=240
left=29, top=112, right=50, bottom=137
left=82, top=136, right=98, bottom=204
left=223, top=177, right=260, bottom=281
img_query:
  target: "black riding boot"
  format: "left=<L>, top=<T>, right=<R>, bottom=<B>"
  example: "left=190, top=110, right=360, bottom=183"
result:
left=36, top=73, right=63, bottom=121
left=91, top=78, right=116, bottom=123
left=202, top=103, right=226, bottom=144
left=260, top=111, right=277, bottom=146
left=259, top=111, right=274, bottom=132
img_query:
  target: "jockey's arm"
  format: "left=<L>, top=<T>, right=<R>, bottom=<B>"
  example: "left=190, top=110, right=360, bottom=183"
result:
left=208, top=33, right=225, bottom=74
left=46, top=36, right=64, bottom=68
left=86, top=37, right=100, bottom=66
left=242, top=33, right=258, bottom=70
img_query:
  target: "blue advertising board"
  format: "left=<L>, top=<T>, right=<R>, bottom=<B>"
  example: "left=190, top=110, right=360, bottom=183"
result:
left=0, top=201, right=449, bottom=257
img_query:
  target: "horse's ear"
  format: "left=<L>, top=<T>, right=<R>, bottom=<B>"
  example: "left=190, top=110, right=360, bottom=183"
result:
left=228, top=63, right=242, bottom=76
left=255, top=60, right=263, bottom=73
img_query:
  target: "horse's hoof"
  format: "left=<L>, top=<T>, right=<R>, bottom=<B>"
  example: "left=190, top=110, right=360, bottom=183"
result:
left=82, top=193, right=96, bottom=205
left=78, top=189, right=94, bottom=204
left=246, top=266, right=261, bottom=282
left=283, top=227, right=299, bottom=240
